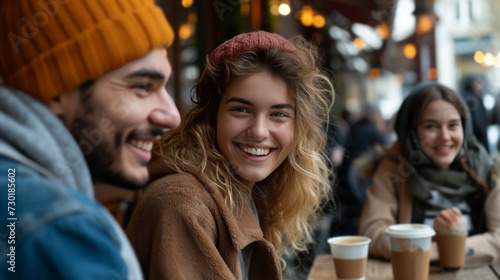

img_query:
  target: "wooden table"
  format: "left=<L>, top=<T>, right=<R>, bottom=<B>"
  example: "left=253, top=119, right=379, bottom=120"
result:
left=308, top=254, right=500, bottom=280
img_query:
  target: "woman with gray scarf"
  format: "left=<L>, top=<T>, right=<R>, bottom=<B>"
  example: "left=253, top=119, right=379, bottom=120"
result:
left=358, top=83, right=500, bottom=262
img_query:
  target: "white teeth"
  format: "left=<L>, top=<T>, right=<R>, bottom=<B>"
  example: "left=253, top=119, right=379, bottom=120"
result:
left=131, top=140, right=153, bottom=152
left=241, top=146, right=270, bottom=156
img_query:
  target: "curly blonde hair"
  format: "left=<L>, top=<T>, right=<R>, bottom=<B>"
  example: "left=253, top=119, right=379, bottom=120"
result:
left=158, top=34, right=334, bottom=259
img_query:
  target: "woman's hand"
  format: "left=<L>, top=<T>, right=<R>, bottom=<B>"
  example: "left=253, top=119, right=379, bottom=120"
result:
left=433, top=207, right=462, bottom=233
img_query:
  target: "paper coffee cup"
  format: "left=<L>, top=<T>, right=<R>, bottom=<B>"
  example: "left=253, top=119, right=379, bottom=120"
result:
left=327, top=236, right=371, bottom=280
left=436, top=216, right=468, bottom=270
left=385, top=224, right=435, bottom=280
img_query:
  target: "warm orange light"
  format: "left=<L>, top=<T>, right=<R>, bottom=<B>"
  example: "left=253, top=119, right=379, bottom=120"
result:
left=313, top=15, right=325, bottom=28
left=473, top=50, right=500, bottom=67
left=376, top=24, right=390, bottom=40
left=427, top=68, right=438, bottom=80
left=354, top=37, right=366, bottom=50
left=369, top=68, right=381, bottom=79
left=403, top=43, right=417, bottom=59
left=474, top=51, right=485, bottom=64
left=178, top=24, right=193, bottom=40
left=181, top=0, right=193, bottom=8
left=416, top=15, right=433, bottom=35
left=297, top=6, right=314, bottom=26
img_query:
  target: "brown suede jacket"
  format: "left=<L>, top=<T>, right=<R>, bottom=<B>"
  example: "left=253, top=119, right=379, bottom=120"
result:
left=359, top=142, right=500, bottom=261
left=126, top=159, right=281, bottom=280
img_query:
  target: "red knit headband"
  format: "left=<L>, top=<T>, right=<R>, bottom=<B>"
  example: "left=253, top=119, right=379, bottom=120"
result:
left=209, top=31, right=297, bottom=66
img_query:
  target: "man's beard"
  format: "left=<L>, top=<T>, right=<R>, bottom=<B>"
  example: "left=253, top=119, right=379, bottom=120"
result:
left=70, top=96, right=148, bottom=190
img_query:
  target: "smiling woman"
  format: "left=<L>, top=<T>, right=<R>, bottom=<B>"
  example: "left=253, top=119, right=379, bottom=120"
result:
left=126, top=31, right=335, bottom=279
left=216, top=71, right=295, bottom=185
left=358, top=82, right=500, bottom=264
left=416, top=99, right=464, bottom=169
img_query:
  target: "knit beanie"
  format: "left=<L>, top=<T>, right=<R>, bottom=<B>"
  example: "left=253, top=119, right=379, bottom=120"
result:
left=209, top=31, right=297, bottom=67
left=0, top=0, right=175, bottom=102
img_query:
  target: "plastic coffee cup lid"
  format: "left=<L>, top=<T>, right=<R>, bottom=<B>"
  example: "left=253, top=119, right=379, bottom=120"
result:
left=385, top=224, right=435, bottom=239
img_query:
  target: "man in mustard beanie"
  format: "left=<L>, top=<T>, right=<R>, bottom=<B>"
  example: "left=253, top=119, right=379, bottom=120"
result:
left=0, top=0, right=180, bottom=278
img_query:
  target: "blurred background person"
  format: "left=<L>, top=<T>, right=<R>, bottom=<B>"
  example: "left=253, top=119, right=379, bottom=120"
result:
left=309, top=111, right=350, bottom=258
left=359, top=83, right=500, bottom=262
left=460, top=75, right=490, bottom=153
left=329, top=104, right=388, bottom=239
